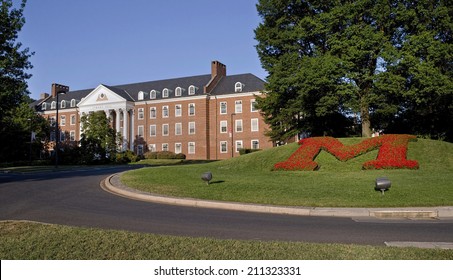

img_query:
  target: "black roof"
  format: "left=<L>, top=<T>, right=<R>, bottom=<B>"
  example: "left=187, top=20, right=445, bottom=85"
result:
left=35, top=72, right=265, bottom=111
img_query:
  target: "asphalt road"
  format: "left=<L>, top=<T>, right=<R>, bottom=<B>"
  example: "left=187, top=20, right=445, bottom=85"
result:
left=1, top=166, right=452, bottom=245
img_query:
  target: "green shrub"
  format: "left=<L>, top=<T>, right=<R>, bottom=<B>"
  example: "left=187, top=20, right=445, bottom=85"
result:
left=144, top=151, right=186, bottom=160
left=116, top=151, right=139, bottom=163
left=238, top=148, right=261, bottom=155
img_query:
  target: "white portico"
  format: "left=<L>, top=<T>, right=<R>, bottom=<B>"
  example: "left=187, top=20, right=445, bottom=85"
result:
left=77, top=84, right=135, bottom=151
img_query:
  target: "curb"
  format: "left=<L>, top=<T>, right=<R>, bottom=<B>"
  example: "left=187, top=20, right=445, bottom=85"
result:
left=102, top=173, right=453, bottom=219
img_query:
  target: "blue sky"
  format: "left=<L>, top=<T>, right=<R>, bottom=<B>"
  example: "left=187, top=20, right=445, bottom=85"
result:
left=17, top=0, right=267, bottom=100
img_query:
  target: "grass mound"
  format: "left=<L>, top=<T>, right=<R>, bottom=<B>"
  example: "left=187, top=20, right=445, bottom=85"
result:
left=123, top=138, right=453, bottom=207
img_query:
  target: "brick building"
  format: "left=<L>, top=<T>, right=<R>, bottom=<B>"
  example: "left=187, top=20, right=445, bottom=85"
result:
left=32, top=61, right=274, bottom=159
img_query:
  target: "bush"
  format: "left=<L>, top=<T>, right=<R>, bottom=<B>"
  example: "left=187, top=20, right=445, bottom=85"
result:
left=239, top=148, right=261, bottom=155
left=144, top=151, right=186, bottom=160
left=116, top=151, right=140, bottom=163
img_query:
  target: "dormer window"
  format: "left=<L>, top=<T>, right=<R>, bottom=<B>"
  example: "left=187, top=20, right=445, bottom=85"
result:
left=188, top=85, right=197, bottom=95
left=138, top=91, right=144, bottom=100
left=51, top=101, right=56, bottom=109
left=42, top=102, right=47, bottom=110
left=150, top=90, right=157, bottom=99
left=61, top=100, right=66, bottom=109
left=175, top=87, right=184, bottom=97
left=162, top=88, right=171, bottom=98
left=235, top=82, right=244, bottom=93
left=71, top=99, right=76, bottom=107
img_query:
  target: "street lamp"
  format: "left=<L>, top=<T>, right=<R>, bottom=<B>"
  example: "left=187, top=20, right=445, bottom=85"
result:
left=28, top=118, right=33, bottom=165
left=230, top=113, right=236, bottom=158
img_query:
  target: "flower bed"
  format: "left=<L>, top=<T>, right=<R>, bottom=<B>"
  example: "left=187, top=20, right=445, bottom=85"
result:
left=273, top=134, right=419, bottom=171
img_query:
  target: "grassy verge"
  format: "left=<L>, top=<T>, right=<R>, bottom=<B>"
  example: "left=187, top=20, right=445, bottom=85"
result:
left=1, top=221, right=452, bottom=260
left=121, top=138, right=453, bottom=207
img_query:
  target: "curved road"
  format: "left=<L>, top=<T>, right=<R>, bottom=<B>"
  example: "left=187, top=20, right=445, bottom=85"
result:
left=1, top=166, right=452, bottom=245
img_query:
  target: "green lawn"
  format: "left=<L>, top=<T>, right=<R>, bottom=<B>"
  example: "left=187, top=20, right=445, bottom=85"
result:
left=1, top=221, right=452, bottom=260
left=122, top=138, right=453, bottom=207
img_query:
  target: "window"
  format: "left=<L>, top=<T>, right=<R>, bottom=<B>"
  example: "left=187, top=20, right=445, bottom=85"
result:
left=70, top=114, right=76, bottom=125
left=220, top=102, right=227, bottom=114
left=137, top=145, right=144, bottom=156
left=235, top=140, right=243, bottom=153
left=235, top=82, right=244, bottom=92
left=150, top=90, right=157, bottom=99
left=60, top=115, right=66, bottom=126
left=188, top=103, right=195, bottom=116
left=175, top=104, right=182, bottom=117
left=60, top=132, right=65, bottom=142
left=251, top=140, right=260, bottom=150
left=175, top=87, right=184, bottom=96
left=162, top=105, right=169, bottom=118
left=71, top=99, right=76, bottom=107
left=41, top=103, right=47, bottom=110
left=235, top=100, right=242, bottom=113
left=251, top=118, right=259, bottom=132
left=220, top=120, right=228, bottom=133
left=162, top=124, right=169, bottom=136
left=162, top=143, right=169, bottom=151
left=138, top=91, right=144, bottom=100
left=150, top=107, right=156, bottom=119
left=51, top=101, right=56, bottom=109
left=61, top=100, right=66, bottom=109
left=175, top=123, right=182, bottom=135
left=138, top=108, right=144, bottom=120
left=150, top=125, right=156, bottom=137
left=149, top=144, right=156, bottom=152
left=70, top=131, right=76, bottom=141
left=188, top=122, right=195, bottom=134
left=220, top=141, right=228, bottom=153
left=162, top=88, right=169, bottom=98
left=49, top=117, right=56, bottom=126
left=251, top=99, right=258, bottom=112
left=235, top=119, right=243, bottom=132
left=175, top=143, right=182, bottom=154
left=137, top=126, right=144, bottom=138
left=188, top=85, right=197, bottom=95
left=188, top=142, right=195, bottom=154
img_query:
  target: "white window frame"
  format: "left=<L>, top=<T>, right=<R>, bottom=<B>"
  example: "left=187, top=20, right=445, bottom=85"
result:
left=137, top=125, right=144, bottom=138
left=175, top=143, right=182, bottom=154
left=251, top=99, right=258, bottom=112
left=60, top=100, right=66, bottom=109
left=149, top=144, right=156, bottom=152
left=251, top=118, right=259, bottom=132
left=220, top=141, right=228, bottom=153
left=138, top=108, right=144, bottom=120
left=162, top=88, right=170, bottom=98
left=162, top=143, right=169, bottom=152
left=162, top=105, right=169, bottom=118
left=235, top=100, right=242, bottom=113
left=70, top=114, right=76, bottom=125
left=150, top=125, right=156, bottom=137
left=235, top=82, right=243, bottom=92
left=175, top=87, right=184, bottom=96
left=251, top=139, right=260, bottom=150
left=235, top=140, right=243, bottom=153
left=162, top=124, right=169, bottom=136
left=188, top=103, right=195, bottom=116
left=70, top=131, right=76, bottom=141
left=235, top=119, right=243, bottom=132
left=220, top=120, right=228, bottom=133
left=150, top=107, right=156, bottom=119
left=138, top=91, right=144, bottom=100
left=71, top=99, right=76, bottom=107
left=220, top=101, right=227, bottom=114
left=175, top=104, right=182, bottom=117
left=60, top=115, right=66, bottom=126
left=51, top=101, right=56, bottom=110
left=150, top=90, right=157, bottom=99
left=188, top=122, right=195, bottom=135
left=175, top=122, right=182, bottom=135
left=188, top=85, right=197, bottom=95
left=188, top=142, right=195, bottom=154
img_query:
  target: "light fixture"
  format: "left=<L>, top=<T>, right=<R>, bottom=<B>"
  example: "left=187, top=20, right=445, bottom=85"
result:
left=201, top=172, right=212, bottom=185
left=375, top=177, right=391, bottom=195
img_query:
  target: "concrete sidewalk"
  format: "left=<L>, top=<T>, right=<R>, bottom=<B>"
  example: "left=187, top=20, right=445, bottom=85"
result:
left=102, top=173, right=453, bottom=220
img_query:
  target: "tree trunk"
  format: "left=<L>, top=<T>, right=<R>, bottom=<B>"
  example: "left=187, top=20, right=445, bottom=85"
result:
left=361, top=101, right=371, bottom=138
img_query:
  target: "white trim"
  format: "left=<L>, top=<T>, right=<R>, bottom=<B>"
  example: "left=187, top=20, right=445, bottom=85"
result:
left=212, top=91, right=262, bottom=100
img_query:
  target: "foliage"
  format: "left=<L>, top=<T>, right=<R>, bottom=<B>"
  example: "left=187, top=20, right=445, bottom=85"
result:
left=274, top=134, right=419, bottom=171
left=238, top=148, right=261, bottom=155
left=144, top=151, right=186, bottom=160
left=80, top=111, right=118, bottom=164
left=255, top=0, right=453, bottom=141
left=0, top=0, right=35, bottom=162
left=116, top=150, right=140, bottom=163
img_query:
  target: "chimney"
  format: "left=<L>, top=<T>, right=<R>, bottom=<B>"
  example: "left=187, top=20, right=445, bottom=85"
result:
left=40, top=93, right=50, bottom=100
left=204, top=61, right=226, bottom=94
left=51, top=83, right=69, bottom=97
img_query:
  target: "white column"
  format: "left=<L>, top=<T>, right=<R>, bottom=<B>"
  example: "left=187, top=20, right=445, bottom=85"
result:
left=123, top=109, right=128, bottom=151
left=115, top=109, right=121, bottom=134
left=130, top=109, right=135, bottom=151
